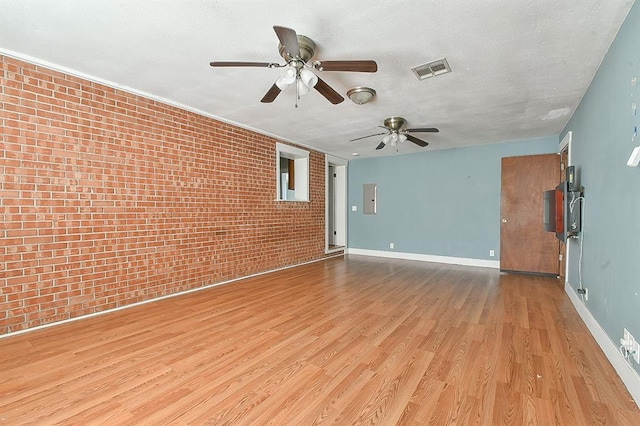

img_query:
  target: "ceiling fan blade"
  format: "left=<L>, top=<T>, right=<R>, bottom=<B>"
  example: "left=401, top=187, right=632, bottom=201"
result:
left=375, top=141, right=386, bottom=150
left=315, top=60, right=378, bottom=73
left=314, top=77, right=344, bottom=104
left=210, top=61, right=278, bottom=68
left=405, top=127, right=439, bottom=133
left=349, top=132, right=388, bottom=142
left=405, top=134, right=429, bottom=147
left=260, top=84, right=282, bottom=103
left=273, top=26, right=300, bottom=58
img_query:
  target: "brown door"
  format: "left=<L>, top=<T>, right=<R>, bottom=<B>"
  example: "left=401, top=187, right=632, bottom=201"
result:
left=500, top=154, right=560, bottom=275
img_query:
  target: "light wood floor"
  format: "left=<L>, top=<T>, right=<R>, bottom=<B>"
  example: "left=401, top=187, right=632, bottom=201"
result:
left=1, top=255, right=639, bottom=425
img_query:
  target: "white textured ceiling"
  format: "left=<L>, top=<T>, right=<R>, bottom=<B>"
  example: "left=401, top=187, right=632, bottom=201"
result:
left=0, top=1, right=635, bottom=159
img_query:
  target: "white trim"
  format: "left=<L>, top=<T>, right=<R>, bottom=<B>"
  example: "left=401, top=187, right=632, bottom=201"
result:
left=326, top=247, right=346, bottom=254
left=325, top=155, right=348, bottom=252
left=565, top=281, right=640, bottom=408
left=0, top=253, right=345, bottom=340
left=346, top=248, right=500, bottom=269
left=276, top=142, right=309, bottom=202
left=0, top=48, right=353, bottom=163
left=326, top=155, right=348, bottom=166
left=559, top=131, right=572, bottom=153
left=276, top=142, right=309, bottom=159
left=560, top=131, right=573, bottom=282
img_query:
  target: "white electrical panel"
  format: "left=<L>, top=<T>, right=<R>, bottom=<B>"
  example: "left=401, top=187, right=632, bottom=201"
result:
left=363, top=184, right=377, bottom=215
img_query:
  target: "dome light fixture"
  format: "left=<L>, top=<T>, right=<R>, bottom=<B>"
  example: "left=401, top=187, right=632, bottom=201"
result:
left=346, top=87, right=376, bottom=105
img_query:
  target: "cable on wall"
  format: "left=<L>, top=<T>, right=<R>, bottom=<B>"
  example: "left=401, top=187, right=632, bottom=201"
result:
left=569, top=192, right=586, bottom=298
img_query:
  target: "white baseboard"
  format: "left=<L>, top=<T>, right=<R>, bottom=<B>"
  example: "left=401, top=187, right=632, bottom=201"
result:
left=346, top=248, right=500, bottom=269
left=565, top=281, right=640, bottom=408
left=0, top=253, right=345, bottom=340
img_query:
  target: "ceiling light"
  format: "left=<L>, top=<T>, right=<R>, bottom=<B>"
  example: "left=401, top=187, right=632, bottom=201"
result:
left=276, top=66, right=317, bottom=95
left=275, top=66, right=319, bottom=107
left=398, top=134, right=407, bottom=144
left=299, top=69, right=318, bottom=89
left=276, top=66, right=297, bottom=90
left=346, top=87, right=376, bottom=105
left=297, top=79, right=311, bottom=96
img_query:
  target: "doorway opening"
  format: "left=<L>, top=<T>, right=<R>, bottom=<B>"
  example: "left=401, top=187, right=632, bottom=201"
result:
left=326, top=156, right=347, bottom=252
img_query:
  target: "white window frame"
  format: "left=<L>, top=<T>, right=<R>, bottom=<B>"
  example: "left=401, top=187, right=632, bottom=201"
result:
left=276, top=142, right=309, bottom=202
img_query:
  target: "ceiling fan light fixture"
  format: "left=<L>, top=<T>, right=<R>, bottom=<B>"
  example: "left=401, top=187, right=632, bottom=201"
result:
left=299, top=69, right=318, bottom=89
left=296, top=79, right=310, bottom=96
left=352, top=116, right=438, bottom=151
left=276, top=66, right=297, bottom=90
left=211, top=26, right=377, bottom=105
left=347, top=87, right=376, bottom=105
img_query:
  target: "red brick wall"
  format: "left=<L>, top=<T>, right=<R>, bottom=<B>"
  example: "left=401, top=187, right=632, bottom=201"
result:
left=0, top=55, right=333, bottom=334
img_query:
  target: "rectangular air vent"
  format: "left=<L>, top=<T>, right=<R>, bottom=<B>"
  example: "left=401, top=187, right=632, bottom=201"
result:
left=411, top=58, right=451, bottom=80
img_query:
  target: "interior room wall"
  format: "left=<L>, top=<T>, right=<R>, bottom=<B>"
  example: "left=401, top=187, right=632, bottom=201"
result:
left=347, top=136, right=557, bottom=263
left=0, top=55, right=329, bottom=335
left=561, top=0, right=640, bottom=377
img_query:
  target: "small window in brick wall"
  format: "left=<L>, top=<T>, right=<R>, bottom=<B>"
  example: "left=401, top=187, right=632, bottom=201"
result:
left=276, top=142, right=309, bottom=201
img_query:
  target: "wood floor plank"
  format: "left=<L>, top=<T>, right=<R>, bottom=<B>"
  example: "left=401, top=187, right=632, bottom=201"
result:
left=0, top=255, right=638, bottom=424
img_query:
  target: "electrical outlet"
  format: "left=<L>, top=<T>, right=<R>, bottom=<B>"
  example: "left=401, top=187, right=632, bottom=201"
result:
left=489, top=249, right=495, bottom=257
left=389, top=243, right=394, bottom=249
left=577, top=287, right=588, bottom=301
left=625, top=329, right=640, bottom=364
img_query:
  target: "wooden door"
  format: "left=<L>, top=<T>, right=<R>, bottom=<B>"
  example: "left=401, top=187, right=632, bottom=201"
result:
left=500, top=154, right=560, bottom=275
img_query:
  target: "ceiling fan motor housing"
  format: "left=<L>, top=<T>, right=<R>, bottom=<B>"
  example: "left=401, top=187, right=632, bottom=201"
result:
left=278, top=35, right=316, bottom=63
left=384, top=117, right=407, bottom=131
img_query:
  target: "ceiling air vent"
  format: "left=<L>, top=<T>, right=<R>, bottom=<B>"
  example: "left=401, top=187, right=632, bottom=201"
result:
left=411, top=58, right=451, bottom=80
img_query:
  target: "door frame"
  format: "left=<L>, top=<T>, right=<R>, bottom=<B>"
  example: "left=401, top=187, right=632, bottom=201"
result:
left=559, top=131, right=573, bottom=281
left=325, top=155, right=347, bottom=253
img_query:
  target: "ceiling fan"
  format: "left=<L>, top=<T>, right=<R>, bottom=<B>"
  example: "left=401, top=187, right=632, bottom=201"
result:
left=210, top=26, right=377, bottom=106
left=351, top=117, right=439, bottom=150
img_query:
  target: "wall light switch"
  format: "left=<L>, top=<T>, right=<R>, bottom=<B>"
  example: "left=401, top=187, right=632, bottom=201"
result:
left=351, top=205, right=358, bottom=212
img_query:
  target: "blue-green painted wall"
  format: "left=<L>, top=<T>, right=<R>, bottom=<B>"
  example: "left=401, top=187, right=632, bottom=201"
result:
left=348, top=137, right=557, bottom=259
left=561, top=1, right=640, bottom=374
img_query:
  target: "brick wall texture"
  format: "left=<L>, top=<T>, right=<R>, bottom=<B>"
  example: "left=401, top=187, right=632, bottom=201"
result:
left=0, top=55, right=333, bottom=334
